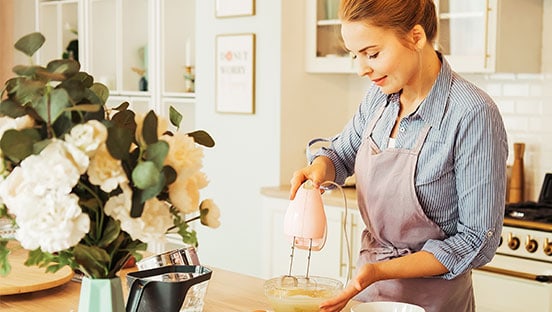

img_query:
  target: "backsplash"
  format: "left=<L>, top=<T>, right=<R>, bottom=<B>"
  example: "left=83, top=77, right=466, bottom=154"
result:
left=463, top=73, right=552, bottom=201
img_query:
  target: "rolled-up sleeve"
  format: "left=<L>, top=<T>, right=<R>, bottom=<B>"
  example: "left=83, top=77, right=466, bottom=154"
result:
left=423, top=101, right=508, bottom=279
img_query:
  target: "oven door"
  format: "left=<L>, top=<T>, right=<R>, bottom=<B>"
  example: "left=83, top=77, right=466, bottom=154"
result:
left=473, top=254, right=552, bottom=312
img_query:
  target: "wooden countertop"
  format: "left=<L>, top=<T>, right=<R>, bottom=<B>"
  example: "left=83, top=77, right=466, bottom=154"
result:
left=261, top=185, right=359, bottom=210
left=0, top=264, right=358, bottom=311
left=0, top=266, right=271, bottom=312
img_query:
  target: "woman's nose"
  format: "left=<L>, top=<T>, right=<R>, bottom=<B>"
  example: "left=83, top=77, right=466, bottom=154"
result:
left=357, top=59, right=372, bottom=77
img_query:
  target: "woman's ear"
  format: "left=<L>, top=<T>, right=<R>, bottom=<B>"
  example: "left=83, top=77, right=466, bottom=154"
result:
left=410, top=24, right=427, bottom=51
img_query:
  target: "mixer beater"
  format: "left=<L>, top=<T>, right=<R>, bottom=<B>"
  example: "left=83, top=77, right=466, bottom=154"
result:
left=282, top=181, right=351, bottom=285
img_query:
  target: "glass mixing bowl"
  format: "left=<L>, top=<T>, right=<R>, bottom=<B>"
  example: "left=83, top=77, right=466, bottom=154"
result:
left=264, top=275, right=343, bottom=312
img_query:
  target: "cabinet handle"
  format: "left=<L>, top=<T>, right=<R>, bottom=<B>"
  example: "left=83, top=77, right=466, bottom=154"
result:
left=476, top=266, right=552, bottom=283
left=339, top=211, right=346, bottom=277
left=484, top=0, right=491, bottom=68
left=339, top=212, right=355, bottom=280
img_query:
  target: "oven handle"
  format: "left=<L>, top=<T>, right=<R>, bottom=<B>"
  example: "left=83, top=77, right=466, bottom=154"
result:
left=476, top=265, right=552, bottom=283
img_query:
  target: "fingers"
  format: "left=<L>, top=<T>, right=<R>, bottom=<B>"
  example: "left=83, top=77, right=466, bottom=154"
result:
left=289, top=171, right=307, bottom=200
left=319, top=284, right=359, bottom=312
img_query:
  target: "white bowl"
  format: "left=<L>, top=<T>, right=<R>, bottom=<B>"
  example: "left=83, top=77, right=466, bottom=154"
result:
left=352, top=301, right=425, bottom=312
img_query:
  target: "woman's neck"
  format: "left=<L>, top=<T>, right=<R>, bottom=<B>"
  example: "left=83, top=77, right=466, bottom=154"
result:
left=399, top=46, right=441, bottom=116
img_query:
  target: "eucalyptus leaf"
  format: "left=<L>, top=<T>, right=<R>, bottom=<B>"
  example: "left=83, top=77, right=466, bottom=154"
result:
left=187, top=130, right=215, bottom=147
left=90, top=82, right=109, bottom=105
left=4, top=77, right=24, bottom=95
left=169, top=106, right=183, bottom=129
left=142, top=110, right=158, bottom=145
left=12, top=65, right=40, bottom=76
left=144, top=140, right=169, bottom=169
left=113, top=102, right=130, bottom=111
left=132, top=161, right=160, bottom=189
left=139, top=172, right=166, bottom=203
left=70, top=72, right=94, bottom=88
left=58, top=78, right=86, bottom=102
left=131, top=191, right=145, bottom=218
left=0, top=99, right=27, bottom=118
left=14, top=79, right=44, bottom=106
left=34, top=67, right=66, bottom=82
left=162, top=165, right=177, bottom=186
left=106, top=127, right=133, bottom=160
left=31, top=88, right=70, bottom=124
left=65, top=104, right=101, bottom=113
left=0, top=129, right=40, bottom=162
left=111, top=109, right=136, bottom=137
left=46, top=59, right=80, bottom=78
left=14, top=32, right=45, bottom=57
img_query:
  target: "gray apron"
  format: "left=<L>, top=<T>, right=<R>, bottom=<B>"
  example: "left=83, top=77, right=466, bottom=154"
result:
left=353, top=105, right=474, bottom=312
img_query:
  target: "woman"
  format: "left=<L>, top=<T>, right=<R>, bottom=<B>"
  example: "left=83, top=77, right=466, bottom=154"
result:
left=289, top=0, right=508, bottom=311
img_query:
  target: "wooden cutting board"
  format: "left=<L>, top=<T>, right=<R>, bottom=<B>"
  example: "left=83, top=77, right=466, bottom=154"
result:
left=0, top=242, right=74, bottom=295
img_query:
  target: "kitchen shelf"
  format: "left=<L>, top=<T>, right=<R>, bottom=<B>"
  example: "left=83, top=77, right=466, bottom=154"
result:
left=34, top=0, right=196, bottom=117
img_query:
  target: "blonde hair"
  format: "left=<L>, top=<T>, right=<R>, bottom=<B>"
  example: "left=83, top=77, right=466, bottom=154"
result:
left=339, top=0, right=438, bottom=44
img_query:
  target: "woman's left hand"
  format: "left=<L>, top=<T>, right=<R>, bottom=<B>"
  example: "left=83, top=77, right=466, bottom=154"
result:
left=319, top=283, right=360, bottom=312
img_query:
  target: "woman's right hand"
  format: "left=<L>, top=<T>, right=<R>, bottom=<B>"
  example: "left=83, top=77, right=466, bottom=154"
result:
left=289, top=156, right=335, bottom=200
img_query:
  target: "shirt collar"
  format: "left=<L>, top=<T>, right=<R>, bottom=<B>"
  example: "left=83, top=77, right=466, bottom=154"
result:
left=415, top=52, right=452, bottom=130
left=386, top=51, right=452, bottom=130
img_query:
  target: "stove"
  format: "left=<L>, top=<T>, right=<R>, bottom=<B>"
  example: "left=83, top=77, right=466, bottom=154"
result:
left=472, top=173, right=552, bottom=312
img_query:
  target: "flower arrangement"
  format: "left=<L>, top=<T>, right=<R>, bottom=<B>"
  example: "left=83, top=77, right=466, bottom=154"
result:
left=0, top=32, right=219, bottom=279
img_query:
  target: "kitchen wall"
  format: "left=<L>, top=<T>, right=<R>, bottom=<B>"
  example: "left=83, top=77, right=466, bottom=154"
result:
left=194, top=0, right=552, bottom=279
left=193, top=0, right=358, bottom=277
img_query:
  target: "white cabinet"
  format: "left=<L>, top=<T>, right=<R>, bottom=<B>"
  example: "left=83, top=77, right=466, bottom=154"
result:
left=261, top=195, right=363, bottom=284
left=306, top=0, right=543, bottom=74
left=436, top=0, right=542, bottom=73
left=33, top=0, right=196, bottom=119
left=305, top=0, right=357, bottom=74
left=35, top=0, right=79, bottom=66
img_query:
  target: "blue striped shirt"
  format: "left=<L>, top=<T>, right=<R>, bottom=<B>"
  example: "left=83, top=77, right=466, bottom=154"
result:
left=311, top=56, right=508, bottom=279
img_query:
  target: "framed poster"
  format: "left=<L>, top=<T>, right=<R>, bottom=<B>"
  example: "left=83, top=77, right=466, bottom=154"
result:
left=215, top=33, right=255, bottom=114
left=216, top=0, right=255, bottom=18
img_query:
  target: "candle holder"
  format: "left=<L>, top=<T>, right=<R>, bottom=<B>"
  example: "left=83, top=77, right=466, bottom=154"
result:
left=184, top=66, right=195, bottom=93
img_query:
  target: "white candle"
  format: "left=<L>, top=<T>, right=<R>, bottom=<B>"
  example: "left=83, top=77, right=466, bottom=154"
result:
left=185, top=38, right=192, bottom=66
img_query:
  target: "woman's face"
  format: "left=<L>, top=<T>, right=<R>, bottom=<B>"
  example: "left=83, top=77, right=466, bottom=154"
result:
left=341, top=21, right=420, bottom=95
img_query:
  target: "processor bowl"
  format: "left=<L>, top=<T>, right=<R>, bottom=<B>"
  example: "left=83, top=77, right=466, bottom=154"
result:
left=264, top=275, right=343, bottom=312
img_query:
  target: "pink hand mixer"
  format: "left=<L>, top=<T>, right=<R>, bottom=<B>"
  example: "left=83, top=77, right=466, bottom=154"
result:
left=283, top=180, right=351, bottom=281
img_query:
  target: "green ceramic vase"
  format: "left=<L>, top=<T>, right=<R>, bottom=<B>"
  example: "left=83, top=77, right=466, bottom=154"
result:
left=78, top=276, right=125, bottom=312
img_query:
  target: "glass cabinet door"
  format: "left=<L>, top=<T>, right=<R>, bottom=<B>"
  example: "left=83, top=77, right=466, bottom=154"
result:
left=436, top=0, right=489, bottom=71
left=37, top=0, right=78, bottom=66
left=88, top=0, right=149, bottom=93
left=306, top=0, right=355, bottom=73
left=88, top=0, right=117, bottom=90
left=161, top=0, right=195, bottom=95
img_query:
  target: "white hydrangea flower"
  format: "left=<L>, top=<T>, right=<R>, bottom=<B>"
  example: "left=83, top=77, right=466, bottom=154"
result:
left=104, top=183, right=172, bottom=245
left=15, top=192, right=90, bottom=253
left=88, top=144, right=127, bottom=192
left=64, top=120, right=107, bottom=157
left=21, top=140, right=85, bottom=194
left=0, top=141, right=90, bottom=253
